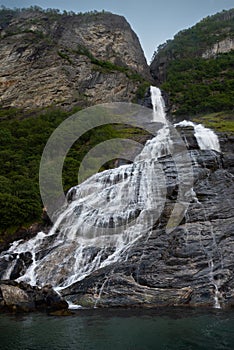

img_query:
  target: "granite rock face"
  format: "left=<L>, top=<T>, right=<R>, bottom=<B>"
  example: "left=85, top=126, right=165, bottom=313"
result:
left=0, top=123, right=233, bottom=310
left=202, top=38, right=234, bottom=59
left=0, top=9, right=233, bottom=311
left=219, top=133, right=234, bottom=175
left=0, top=10, right=152, bottom=110
left=61, top=130, right=234, bottom=309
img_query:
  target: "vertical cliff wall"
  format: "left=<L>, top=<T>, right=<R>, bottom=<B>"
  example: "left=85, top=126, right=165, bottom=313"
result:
left=0, top=9, right=152, bottom=110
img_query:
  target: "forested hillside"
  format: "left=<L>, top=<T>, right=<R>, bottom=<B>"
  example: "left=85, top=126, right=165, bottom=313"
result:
left=150, top=9, right=234, bottom=117
left=0, top=7, right=150, bottom=236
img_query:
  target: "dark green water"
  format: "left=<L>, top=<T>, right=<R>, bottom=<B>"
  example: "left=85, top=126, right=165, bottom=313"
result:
left=0, top=308, right=233, bottom=350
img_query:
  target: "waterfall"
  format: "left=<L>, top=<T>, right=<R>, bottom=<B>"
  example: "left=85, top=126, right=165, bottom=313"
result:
left=0, top=88, right=171, bottom=290
left=150, top=86, right=166, bottom=122
left=175, top=120, right=220, bottom=152
left=175, top=120, right=222, bottom=308
left=0, top=87, right=222, bottom=309
left=2, top=144, right=167, bottom=288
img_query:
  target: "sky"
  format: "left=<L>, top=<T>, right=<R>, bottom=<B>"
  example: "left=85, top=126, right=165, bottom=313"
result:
left=1, top=0, right=234, bottom=62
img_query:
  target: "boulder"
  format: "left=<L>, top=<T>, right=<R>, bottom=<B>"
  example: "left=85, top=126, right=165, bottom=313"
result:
left=0, top=280, right=68, bottom=313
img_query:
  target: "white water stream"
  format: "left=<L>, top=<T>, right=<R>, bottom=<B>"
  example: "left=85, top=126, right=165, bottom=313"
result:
left=1, top=87, right=168, bottom=290
left=175, top=120, right=220, bottom=152
left=0, top=87, right=222, bottom=308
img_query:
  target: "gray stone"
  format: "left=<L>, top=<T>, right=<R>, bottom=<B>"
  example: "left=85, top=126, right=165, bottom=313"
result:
left=61, top=140, right=234, bottom=308
left=0, top=11, right=152, bottom=111
left=0, top=280, right=68, bottom=312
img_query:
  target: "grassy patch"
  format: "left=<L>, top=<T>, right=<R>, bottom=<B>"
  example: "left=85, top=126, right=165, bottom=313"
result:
left=193, top=111, right=234, bottom=133
left=57, top=50, right=73, bottom=64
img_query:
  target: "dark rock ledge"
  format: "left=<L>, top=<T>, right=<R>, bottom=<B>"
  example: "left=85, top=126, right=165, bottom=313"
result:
left=0, top=280, right=68, bottom=313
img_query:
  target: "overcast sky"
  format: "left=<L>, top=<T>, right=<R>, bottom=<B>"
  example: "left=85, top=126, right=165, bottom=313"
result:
left=1, top=0, right=234, bottom=62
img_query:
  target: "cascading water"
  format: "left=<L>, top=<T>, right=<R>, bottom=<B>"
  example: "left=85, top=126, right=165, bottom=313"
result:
left=175, top=120, right=220, bottom=152
left=0, top=87, right=171, bottom=290
left=0, top=86, right=223, bottom=308
left=175, top=120, right=222, bottom=308
left=150, top=86, right=166, bottom=122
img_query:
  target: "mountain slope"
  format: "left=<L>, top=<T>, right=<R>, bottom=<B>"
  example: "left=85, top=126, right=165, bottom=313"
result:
left=150, top=9, right=234, bottom=118
left=0, top=7, right=151, bottom=111
left=0, top=7, right=153, bottom=236
left=0, top=8, right=234, bottom=310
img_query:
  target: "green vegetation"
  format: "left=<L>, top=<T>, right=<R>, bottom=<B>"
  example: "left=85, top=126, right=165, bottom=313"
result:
left=152, top=9, right=234, bottom=61
left=0, top=108, right=148, bottom=235
left=134, top=81, right=151, bottom=101
left=151, top=9, right=234, bottom=116
left=0, top=109, right=69, bottom=232
left=161, top=51, right=234, bottom=115
left=0, top=5, right=112, bottom=19
left=192, top=111, right=234, bottom=133
left=57, top=50, right=73, bottom=64
left=0, top=107, right=23, bottom=121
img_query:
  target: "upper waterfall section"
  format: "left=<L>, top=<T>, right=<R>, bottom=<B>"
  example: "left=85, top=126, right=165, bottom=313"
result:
left=150, top=86, right=166, bottom=122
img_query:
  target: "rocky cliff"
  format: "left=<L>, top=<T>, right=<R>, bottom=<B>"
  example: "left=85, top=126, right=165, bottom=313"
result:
left=0, top=8, right=151, bottom=110
left=1, top=122, right=233, bottom=309
left=0, top=8, right=233, bottom=312
left=202, top=37, right=234, bottom=58
left=59, top=126, right=234, bottom=309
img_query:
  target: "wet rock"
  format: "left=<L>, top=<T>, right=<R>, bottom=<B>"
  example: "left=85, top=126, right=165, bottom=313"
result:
left=9, top=252, right=33, bottom=280
left=41, top=209, right=53, bottom=227
left=0, top=280, right=68, bottom=313
left=63, top=272, right=192, bottom=308
left=0, top=284, right=33, bottom=312
left=0, top=125, right=233, bottom=310
left=174, top=125, right=198, bottom=150
left=61, top=142, right=234, bottom=309
left=0, top=222, right=51, bottom=254
left=0, top=257, right=11, bottom=279
left=218, top=133, right=234, bottom=174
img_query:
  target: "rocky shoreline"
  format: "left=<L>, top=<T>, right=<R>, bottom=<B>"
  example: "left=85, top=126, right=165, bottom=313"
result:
left=0, top=280, right=68, bottom=313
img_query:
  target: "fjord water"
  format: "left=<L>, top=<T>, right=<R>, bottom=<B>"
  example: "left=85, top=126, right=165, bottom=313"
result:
left=0, top=309, right=234, bottom=350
